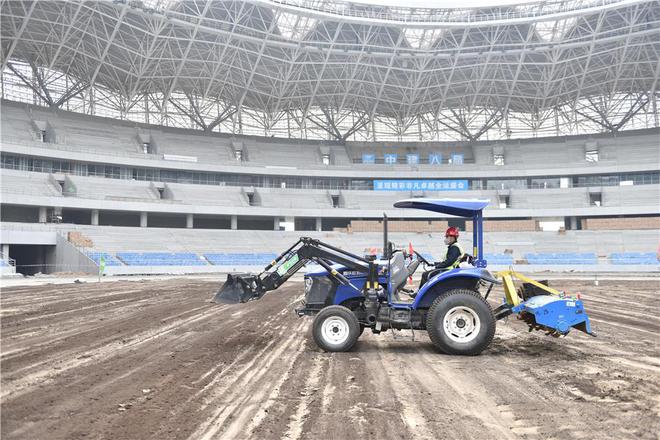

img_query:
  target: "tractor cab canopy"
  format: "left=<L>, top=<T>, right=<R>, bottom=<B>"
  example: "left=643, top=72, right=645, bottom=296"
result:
left=394, top=198, right=489, bottom=268
left=393, top=198, right=489, bottom=218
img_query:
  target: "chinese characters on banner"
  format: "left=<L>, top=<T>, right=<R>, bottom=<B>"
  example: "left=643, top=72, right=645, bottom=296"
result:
left=384, top=154, right=398, bottom=164
left=361, top=153, right=464, bottom=165
left=373, top=180, right=469, bottom=191
left=451, top=154, right=464, bottom=164
left=406, top=154, right=419, bottom=165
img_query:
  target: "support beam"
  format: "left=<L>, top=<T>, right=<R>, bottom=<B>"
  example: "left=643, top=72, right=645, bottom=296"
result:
left=231, top=215, right=238, bottom=230
left=186, top=214, right=194, bottom=229
left=91, top=210, right=99, bottom=226
left=6, top=63, right=52, bottom=105
left=162, top=1, right=213, bottom=105
left=1, top=1, right=37, bottom=71
left=87, top=5, right=128, bottom=89
left=140, top=212, right=148, bottom=228
left=39, top=207, right=47, bottom=223
left=316, top=217, right=322, bottom=232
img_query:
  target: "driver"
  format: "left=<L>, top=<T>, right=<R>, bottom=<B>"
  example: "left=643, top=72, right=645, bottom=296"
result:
left=419, top=227, right=464, bottom=286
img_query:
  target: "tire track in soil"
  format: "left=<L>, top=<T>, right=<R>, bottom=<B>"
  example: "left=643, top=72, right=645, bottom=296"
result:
left=188, top=321, right=307, bottom=440
left=281, top=352, right=324, bottom=440
left=0, top=302, right=209, bottom=366
left=248, top=334, right=413, bottom=440
left=0, top=281, right=214, bottom=368
left=1, top=305, right=224, bottom=400
left=488, top=321, right=659, bottom=440
left=1, top=300, right=212, bottom=375
left=2, top=280, right=304, bottom=440
left=2, top=278, right=658, bottom=440
left=372, top=335, right=520, bottom=440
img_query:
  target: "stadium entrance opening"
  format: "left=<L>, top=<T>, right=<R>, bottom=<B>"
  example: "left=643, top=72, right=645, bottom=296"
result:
left=9, top=244, right=55, bottom=275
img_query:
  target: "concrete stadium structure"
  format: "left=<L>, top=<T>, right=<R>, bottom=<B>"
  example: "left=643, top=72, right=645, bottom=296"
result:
left=1, top=101, right=658, bottom=275
left=0, top=0, right=658, bottom=275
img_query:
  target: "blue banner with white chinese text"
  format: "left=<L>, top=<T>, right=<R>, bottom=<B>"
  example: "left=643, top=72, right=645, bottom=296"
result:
left=373, top=179, right=468, bottom=191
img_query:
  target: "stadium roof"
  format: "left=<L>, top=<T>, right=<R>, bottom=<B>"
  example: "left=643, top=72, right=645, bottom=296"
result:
left=1, top=0, right=658, bottom=141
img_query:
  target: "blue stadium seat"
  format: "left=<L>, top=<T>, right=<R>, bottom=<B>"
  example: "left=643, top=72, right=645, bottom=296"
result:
left=204, top=253, right=278, bottom=266
left=484, top=253, right=514, bottom=265
left=525, top=253, right=597, bottom=265
left=86, top=252, right=123, bottom=266
left=116, top=252, right=208, bottom=266
left=609, top=252, right=657, bottom=265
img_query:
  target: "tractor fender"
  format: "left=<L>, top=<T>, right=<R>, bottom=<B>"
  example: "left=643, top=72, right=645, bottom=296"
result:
left=412, top=268, right=498, bottom=309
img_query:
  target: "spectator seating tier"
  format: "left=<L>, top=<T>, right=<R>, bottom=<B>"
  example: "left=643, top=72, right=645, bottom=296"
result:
left=609, top=252, right=657, bottom=265
left=525, top=253, right=597, bottom=265
left=116, top=252, right=208, bottom=266
left=86, top=251, right=123, bottom=266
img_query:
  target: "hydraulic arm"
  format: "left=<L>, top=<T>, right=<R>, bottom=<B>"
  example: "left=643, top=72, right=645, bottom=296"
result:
left=213, top=237, right=380, bottom=304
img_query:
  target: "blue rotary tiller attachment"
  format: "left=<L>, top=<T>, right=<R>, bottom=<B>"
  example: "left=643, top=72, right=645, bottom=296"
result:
left=496, top=270, right=595, bottom=337
left=512, top=295, right=594, bottom=337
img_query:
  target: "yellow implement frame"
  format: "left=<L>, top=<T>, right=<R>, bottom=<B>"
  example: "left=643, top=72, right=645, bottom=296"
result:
left=495, top=270, right=563, bottom=307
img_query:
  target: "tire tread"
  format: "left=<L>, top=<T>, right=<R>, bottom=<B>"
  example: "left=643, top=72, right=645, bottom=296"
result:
left=426, top=288, right=496, bottom=356
left=312, top=305, right=360, bottom=352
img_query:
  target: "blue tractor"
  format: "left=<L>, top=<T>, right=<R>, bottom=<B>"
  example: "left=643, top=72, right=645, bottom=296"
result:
left=214, top=199, right=593, bottom=355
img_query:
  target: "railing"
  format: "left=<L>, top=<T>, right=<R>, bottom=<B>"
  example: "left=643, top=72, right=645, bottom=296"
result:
left=3, top=135, right=658, bottom=174
left=1, top=169, right=658, bottom=195
left=1, top=253, right=16, bottom=267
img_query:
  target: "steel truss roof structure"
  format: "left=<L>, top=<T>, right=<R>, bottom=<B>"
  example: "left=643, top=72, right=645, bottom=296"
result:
left=1, top=0, right=658, bottom=141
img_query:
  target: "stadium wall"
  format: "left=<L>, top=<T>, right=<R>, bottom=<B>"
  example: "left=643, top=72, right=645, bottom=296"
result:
left=582, top=216, right=660, bottom=230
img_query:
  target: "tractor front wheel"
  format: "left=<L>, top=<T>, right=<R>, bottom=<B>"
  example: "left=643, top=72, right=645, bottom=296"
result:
left=312, top=305, right=360, bottom=352
left=426, top=289, right=495, bottom=356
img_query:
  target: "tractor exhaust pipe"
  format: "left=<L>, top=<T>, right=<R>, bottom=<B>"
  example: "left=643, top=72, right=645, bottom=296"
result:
left=213, top=273, right=263, bottom=304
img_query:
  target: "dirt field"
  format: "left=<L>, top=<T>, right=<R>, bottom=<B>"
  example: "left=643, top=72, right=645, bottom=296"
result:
left=1, top=278, right=658, bottom=440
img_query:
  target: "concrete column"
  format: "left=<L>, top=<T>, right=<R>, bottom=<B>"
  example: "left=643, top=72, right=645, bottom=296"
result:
left=283, top=216, right=295, bottom=232
left=274, top=217, right=280, bottom=231
left=140, top=212, right=148, bottom=228
left=91, top=209, right=99, bottom=226
left=569, top=216, right=578, bottom=230
left=186, top=213, right=194, bottom=229
left=2, top=244, right=9, bottom=259
left=39, top=207, right=47, bottom=223
left=231, top=215, right=238, bottom=230
left=315, top=217, right=322, bottom=232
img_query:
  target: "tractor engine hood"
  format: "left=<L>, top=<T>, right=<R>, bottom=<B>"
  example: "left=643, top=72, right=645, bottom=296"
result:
left=305, top=260, right=389, bottom=278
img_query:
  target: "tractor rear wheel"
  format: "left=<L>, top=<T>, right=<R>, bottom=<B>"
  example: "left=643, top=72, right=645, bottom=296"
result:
left=426, top=289, right=495, bottom=356
left=312, top=305, right=360, bottom=352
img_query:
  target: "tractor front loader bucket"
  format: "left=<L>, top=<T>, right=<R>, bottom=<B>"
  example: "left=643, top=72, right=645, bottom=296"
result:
left=213, top=273, right=262, bottom=304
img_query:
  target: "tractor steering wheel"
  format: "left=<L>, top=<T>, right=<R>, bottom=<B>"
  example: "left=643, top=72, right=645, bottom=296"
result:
left=414, top=251, right=433, bottom=268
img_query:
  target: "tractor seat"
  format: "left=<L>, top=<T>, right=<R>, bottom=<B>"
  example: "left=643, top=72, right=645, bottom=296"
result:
left=388, top=252, right=409, bottom=293
left=407, top=259, right=420, bottom=277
